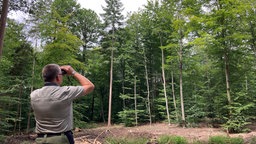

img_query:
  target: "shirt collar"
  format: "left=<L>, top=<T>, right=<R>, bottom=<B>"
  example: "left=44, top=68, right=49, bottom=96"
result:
left=44, top=82, right=59, bottom=86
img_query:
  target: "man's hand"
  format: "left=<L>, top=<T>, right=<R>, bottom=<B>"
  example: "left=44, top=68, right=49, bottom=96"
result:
left=60, top=65, right=76, bottom=76
left=60, top=65, right=94, bottom=95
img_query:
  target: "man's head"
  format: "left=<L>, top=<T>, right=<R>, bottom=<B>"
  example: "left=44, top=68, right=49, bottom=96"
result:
left=42, top=64, right=63, bottom=84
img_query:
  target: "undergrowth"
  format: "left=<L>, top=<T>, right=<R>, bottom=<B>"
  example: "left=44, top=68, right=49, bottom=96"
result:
left=104, top=135, right=246, bottom=144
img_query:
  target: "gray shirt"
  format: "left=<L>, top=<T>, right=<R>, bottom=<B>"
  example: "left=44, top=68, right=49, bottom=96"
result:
left=30, top=85, right=84, bottom=133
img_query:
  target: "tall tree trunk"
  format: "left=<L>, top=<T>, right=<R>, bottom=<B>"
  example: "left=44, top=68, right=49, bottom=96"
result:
left=122, top=59, right=126, bottom=108
left=82, top=45, right=87, bottom=63
left=18, top=84, right=23, bottom=133
left=100, top=90, right=106, bottom=123
left=160, top=34, right=170, bottom=125
left=245, top=76, right=248, bottom=92
left=0, top=0, right=9, bottom=58
left=179, top=33, right=185, bottom=126
left=108, top=48, right=113, bottom=127
left=14, top=84, right=23, bottom=132
left=108, top=27, right=115, bottom=126
left=171, top=71, right=178, bottom=121
left=217, top=0, right=232, bottom=116
left=152, top=73, right=156, bottom=122
left=90, top=94, right=95, bottom=120
left=134, top=76, right=138, bottom=126
left=162, top=50, right=170, bottom=125
left=143, top=47, right=152, bottom=125
left=27, top=41, right=37, bottom=133
left=224, top=52, right=231, bottom=104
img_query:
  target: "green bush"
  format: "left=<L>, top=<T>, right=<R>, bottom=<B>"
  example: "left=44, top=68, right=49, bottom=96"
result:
left=118, top=109, right=137, bottom=127
left=222, top=115, right=250, bottom=133
left=222, top=101, right=253, bottom=133
left=158, top=135, right=188, bottom=144
left=208, top=136, right=243, bottom=144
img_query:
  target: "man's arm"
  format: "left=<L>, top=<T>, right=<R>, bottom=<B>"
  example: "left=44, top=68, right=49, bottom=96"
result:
left=60, top=65, right=95, bottom=95
left=73, top=72, right=95, bottom=95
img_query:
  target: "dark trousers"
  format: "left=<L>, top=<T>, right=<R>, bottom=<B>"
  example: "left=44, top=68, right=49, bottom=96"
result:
left=64, top=131, right=74, bottom=144
left=37, top=130, right=74, bottom=144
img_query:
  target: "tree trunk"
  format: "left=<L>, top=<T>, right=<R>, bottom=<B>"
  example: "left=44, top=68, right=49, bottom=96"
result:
left=224, top=53, right=231, bottom=104
left=179, top=33, right=185, bottom=126
left=90, top=94, right=95, bottom=121
left=160, top=34, right=170, bottom=125
left=0, top=0, right=9, bottom=58
left=82, top=45, right=87, bottom=63
left=143, top=47, right=152, bottom=125
left=122, top=59, right=126, bottom=108
left=245, top=76, right=248, bottom=92
left=100, top=90, right=106, bottom=123
left=108, top=37, right=114, bottom=127
left=134, top=76, right=138, bottom=126
left=18, top=84, right=23, bottom=133
left=171, top=71, right=178, bottom=121
left=14, top=84, right=22, bottom=132
left=27, top=41, right=36, bottom=133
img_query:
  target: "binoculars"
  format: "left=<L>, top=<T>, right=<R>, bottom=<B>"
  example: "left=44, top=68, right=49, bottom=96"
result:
left=61, top=69, right=67, bottom=75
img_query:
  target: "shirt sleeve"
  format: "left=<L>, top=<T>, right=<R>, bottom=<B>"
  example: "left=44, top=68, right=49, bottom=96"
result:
left=60, top=86, right=85, bottom=101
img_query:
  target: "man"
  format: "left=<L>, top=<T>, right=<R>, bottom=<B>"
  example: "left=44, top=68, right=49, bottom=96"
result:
left=30, top=64, right=95, bottom=144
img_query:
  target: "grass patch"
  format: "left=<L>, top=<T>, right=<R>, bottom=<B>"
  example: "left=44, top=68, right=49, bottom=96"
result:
left=191, top=140, right=207, bottom=144
left=158, top=135, right=188, bottom=144
left=0, top=135, right=5, bottom=143
left=104, top=135, right=247, bottom=144
left=246, top=136, right=256, bottom=144
left=208, top=135, right=244, bottom=144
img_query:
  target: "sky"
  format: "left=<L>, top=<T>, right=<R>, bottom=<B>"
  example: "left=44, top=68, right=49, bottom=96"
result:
left=8, top=0, right=148, bottom=20
left=77, top=0, right=148, bottom=16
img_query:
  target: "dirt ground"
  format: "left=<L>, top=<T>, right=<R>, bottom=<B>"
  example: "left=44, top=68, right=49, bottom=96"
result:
left=4, top=123, right=256, bottom=144
left=73, top=123, right=256, bottom=144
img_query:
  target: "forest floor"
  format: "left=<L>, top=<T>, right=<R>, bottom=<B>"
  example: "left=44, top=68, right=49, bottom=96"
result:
left=4, top=123, right=256, bottom=144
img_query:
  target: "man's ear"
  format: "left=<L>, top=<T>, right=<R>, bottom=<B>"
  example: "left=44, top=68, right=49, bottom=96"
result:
left=56, top=75, right=60, bottom=82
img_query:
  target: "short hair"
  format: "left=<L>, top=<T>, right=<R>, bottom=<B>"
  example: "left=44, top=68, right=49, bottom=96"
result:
left=42, top=64, right=61, bottom=82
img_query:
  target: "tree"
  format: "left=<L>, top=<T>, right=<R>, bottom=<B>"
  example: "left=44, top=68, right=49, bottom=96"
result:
left=161, top=0, right=188, bottom=126
left=100, top=0, right=124, bottom=126
left=28, top=0, right=54, bottom=44
left=1, top=0, right=32, bottom=57
left=152, top=0, right=177, bottom=125
left=116, top=12, right=151, bottom=126
left=0, top=19, right=33, bottom=135
left=0, top=0, right=9, bottom=58
left=33, top=0, right=83, bottom=66
left=73, top=8, right=102, bottom=62
left=137, top=1, right=163, bottom=125
left=189, top=0, right=255, bottom=132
